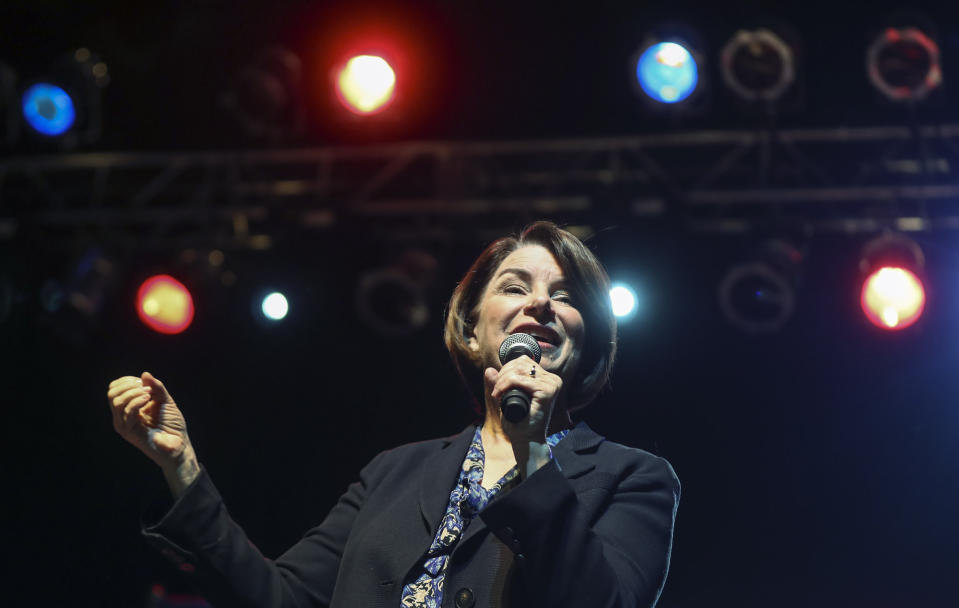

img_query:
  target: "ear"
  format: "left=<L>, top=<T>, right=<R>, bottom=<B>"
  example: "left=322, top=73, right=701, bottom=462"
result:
left=464, top=318, right=479, bottom=353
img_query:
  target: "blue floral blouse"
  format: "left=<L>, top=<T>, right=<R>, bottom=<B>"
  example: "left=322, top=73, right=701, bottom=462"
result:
left=399, top=426, right=570, bottom=608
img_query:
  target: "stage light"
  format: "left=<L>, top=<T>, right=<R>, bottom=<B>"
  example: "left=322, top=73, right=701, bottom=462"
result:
left=261, top=292, right=289, bottom=321
left=858, top=233, right=926, bottom=331
left=336, top=55, right=396, bottom=115
left=634, top=41, right=699, bottom=104
left=718, top=240, right=803, bottom=334
left=356, top=269, right=428, bottom=336
left=860, top=267, right=925, bottom=330
left=220, top=47, right=304, bottom=140
left=136, top=275, right=195, bottom=335
left=20, top=48, right=109, bottom=147
left=867, top=27, right=941, bottom=102
left=21, top=83, right=76, bottom=136
left=720, top=29, right=795, bottom=103
left=609, top=284, right=638, bottom=318
left=356, top=250, right=436, bottom=336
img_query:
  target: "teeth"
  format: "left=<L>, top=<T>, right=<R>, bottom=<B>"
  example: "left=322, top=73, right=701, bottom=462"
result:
left=515, top=329, right=555, bottom=343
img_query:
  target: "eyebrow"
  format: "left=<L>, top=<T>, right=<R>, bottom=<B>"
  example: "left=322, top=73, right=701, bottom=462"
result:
left=494, top=268, right=568, bottom=286
left=495, top=268, right=531, bottom=280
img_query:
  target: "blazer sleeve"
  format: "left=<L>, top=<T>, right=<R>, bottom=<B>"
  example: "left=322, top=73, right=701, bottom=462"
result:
left=478, top=453, right=680, bottom=608
left=142, top=452, right=385, bottom=608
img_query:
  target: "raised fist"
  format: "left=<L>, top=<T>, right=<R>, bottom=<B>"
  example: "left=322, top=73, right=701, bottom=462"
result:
left=107, top=371, right=191, bottom=469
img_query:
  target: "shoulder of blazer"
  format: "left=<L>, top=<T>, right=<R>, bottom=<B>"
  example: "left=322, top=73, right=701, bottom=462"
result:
left=360, top=425, right=476, bottom=480
left=560, top=422, right=680, bottom=491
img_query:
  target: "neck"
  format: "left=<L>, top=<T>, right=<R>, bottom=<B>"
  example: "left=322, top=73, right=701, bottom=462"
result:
left=480, top=399, right=573, bottom=447
left=480, top=396, right=573, bottom=480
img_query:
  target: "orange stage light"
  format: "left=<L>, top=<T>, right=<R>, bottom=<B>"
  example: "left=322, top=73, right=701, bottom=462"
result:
left=860, top=266, right=925, bottom=331
left=335, top=54, right=396, bottom=115
left=136, top=274, right=195, bottom=335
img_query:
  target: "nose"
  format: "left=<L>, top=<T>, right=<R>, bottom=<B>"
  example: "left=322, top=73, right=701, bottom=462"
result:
left=524, top=291, right=553, bottom=318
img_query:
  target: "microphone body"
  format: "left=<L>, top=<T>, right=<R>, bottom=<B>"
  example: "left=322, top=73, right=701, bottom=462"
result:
left=498, top=333, right=543, bottom=422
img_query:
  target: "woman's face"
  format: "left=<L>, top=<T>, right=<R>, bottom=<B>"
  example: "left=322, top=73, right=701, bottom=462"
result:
left=467, top=244, right=585, bottom=383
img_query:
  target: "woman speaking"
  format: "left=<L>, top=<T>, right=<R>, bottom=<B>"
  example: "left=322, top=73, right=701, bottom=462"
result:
left=108, top=221, right=680, bottom=608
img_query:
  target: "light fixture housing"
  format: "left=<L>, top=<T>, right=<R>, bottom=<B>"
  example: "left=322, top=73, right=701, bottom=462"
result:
left=19, top=48, right=108, bottom=148
left=720, top=28, right=796, bottom=103
left=220, top=47, right=305, bottom=141
left=354, top=250, right=436, bottom=337
left=867, top=27, right=942, bottom=102
left=718, top=239, right=803, bottom=334
left=858, top=233, right=926, bottom=331
left=630, top=27, right=708, bottom=113
left=634, top=41, right=700, bottom=104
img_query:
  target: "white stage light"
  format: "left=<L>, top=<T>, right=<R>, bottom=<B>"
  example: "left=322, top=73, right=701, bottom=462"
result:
left=610, top=284, right=638, bottom=318
left=261, top=291, right=289, bottom=321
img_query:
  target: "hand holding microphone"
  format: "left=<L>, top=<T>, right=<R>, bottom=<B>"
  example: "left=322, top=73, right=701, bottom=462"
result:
left=497, top=333, right=542, bottom=422
left=488, top=332, right=565, bottom=477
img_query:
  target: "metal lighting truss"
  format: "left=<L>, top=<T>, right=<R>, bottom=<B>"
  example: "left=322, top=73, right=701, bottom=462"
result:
left=4, top=123, right=959, bottom=250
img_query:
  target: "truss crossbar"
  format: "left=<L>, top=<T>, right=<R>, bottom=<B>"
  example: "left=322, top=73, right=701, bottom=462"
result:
left=4, top=124, right=959, bottom=247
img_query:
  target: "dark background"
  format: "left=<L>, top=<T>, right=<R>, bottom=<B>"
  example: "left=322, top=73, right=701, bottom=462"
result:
left=3, top=1, right=959, bottom=606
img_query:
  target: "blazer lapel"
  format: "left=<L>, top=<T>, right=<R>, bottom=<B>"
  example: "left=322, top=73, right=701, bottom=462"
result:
left=551, top=421, right=604, bottom=479
left=458, top=421, right=606, bottom=549
left=367, top=426, right=474, bottom=588
left=418, top=424, right=475, bottom=533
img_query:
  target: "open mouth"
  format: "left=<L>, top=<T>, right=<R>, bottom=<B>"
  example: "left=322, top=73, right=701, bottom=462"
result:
left=510, top=324, right=560, bottom=347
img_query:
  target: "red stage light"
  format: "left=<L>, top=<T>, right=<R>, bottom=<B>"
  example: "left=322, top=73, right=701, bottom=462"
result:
left=136, top=274, right=195, bottom=335
left=335, top=54, right=396, bottom=115
left=860, top=266, right=925, bottom=330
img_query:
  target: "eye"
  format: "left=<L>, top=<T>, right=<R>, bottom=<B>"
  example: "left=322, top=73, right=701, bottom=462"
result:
left=503, top=283, right=527, bottom=295
left=552, top=290, right=574, bottom=304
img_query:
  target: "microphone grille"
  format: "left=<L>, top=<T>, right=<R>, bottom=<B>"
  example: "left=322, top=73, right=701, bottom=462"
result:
left=498, top=333, right=543, bottom=364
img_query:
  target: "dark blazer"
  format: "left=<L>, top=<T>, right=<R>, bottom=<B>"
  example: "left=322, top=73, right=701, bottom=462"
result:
left=143, top=422, right=680, bottom=608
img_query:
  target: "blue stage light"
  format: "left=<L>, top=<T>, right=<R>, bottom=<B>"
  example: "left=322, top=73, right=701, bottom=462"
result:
left=635, top=42, right=699, bottom=104
left=22, top=83, right=76, bottom=136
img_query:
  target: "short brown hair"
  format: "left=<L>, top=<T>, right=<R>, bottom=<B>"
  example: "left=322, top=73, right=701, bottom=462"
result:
left=444, top=221, right=616, bottom=412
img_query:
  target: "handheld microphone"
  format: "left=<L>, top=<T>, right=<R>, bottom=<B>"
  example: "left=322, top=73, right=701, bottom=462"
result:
left=497, top=333, right=542, bottom=422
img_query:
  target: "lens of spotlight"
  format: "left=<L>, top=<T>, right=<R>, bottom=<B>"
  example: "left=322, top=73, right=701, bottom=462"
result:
left=867, top=27, right=942, bottom=101
left=22, top=83, right=76, bottom=135
left=609, top=284, right=638, bottom=318
left=635, top=41, right=699, bottom=104
left=221, top=47, right=303, bottom=139
left=136, top=274, right=195, bottom=335
left=860, top=266, right=925, bottom=330
left=261, top=291, right=289, bottom=321
left=719, top=262, right=794, bottom=334
left=336, top=55, right=396, bottom=115
left=356, top=269, right=428, bottom=336
left=720, top=29, right=795, bottom=102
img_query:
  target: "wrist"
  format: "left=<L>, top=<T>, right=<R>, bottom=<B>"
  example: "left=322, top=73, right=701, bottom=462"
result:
left=161, top=444, right=200, bottom=498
